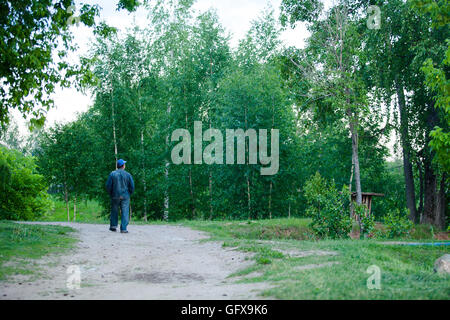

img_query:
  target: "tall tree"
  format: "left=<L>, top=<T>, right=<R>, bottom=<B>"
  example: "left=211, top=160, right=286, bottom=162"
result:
left=281, top=1, right=368, bottom=208
left=361, top=0, right=448, bottom=227
left=0, top=0, right=142, bottom=128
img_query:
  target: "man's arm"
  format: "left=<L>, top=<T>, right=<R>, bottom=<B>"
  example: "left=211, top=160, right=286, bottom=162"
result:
left=128, top=174, right=135, bottom=195
left=106, top=172, right=113, bottom=195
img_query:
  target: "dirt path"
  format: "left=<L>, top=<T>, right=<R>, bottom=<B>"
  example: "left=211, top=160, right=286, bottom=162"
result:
left=0, top=223, right=271, bottom=300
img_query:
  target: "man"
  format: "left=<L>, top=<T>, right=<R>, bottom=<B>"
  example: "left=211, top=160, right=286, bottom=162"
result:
left=105, top=159, right=135, bottom=233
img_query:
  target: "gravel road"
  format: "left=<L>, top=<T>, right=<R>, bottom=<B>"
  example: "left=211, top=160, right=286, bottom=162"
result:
left=0, top=223, right=271, bottom=300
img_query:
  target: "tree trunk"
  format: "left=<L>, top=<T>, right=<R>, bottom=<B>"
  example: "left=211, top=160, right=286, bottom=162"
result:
left=63, top=168, right=69, bottom=222
left=163, top=103, right=171, bottom=221
left=421, top=103, right=445, bottom=228
left=247, top=178, right=251, bottom=220
left=244, top=106, right=251, bottom=219
left=422, top=155, right=437, bottom=225
left=268, top=181, right=272, bottom=219
left=142, top=134, right=148, bottom=222
left=208, top=117, right=213, bottom=221
left=268, top=102, right=275, bottom=220
left=138, top=92, right=147, bottom=222
left=288, top=201, right=291, bottom=219
left=349, top=116, right=362, bottom=204
left=417, top=158, right=424, bottom=221
left=163, top=160, right=169, bottom=221
left=141, top=151, right=147, bottom=222
left=64, top=183, right=69, bottom=222
left=111, top=87, right=118, bottom=168
left=395, top=78, right=417, bottom=222
left=435, top=174, right=446, bottom=230
left=189, top=167, right=195, bottom=218
left=347, top=107, right=363, bottom=238
left=73, top=194, right=77, bottom=222
left=185, top=111, right=196, bottom=219
left=349, top=160, right=354, bottom=218
left=209, top=169, right=213, bottom=220
left=208, top=55, right=214, bottom=220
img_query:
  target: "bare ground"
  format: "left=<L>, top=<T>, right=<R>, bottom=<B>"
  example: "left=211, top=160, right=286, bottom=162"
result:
left=0, top=223, right=272, bottom=300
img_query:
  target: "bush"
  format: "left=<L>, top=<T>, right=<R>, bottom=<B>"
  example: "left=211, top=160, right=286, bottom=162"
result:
left=383, top=208, right=414, bottom=238
left=304, top=172, right=352, bottom=239
left=0, top=146, right=51, bottom=220
left=355, top=203, right=375, bottom=238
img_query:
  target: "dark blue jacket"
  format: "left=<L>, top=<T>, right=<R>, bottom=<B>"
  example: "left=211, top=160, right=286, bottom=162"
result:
left=106, top=169, right=135, bottom=199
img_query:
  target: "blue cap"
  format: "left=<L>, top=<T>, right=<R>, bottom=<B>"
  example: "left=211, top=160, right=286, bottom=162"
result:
left=117, top=159, right=126, bottom=167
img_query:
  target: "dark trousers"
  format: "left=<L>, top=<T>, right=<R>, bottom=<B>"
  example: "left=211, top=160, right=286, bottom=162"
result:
left=110, top=197, right=130, bottom=231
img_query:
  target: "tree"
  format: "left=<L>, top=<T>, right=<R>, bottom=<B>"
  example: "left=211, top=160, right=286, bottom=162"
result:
left=361, top=0, right=448, bottom=228
left=213, top=8, right=300, bottom=220
left=0, top=0, right=142, bottom=128
left=281, top=1, right=368, bottom=211
left=411, top=0, right=450, bottom=173
left=37, top=118, right=99, bottom=221
left=0, top=146, right=50, bottom=220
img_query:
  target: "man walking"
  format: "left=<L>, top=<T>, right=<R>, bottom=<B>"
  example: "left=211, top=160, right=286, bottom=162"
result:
left=106, top=159, right=135, bottom=233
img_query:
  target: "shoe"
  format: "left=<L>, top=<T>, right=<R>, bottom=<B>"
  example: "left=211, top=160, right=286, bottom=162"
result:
left=120, top=230, right=128, bottom=234
left=109, top=227, right=117, bottom=232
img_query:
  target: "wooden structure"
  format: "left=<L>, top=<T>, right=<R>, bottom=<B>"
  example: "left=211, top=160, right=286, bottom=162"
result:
left=351, top=192, right=384, bottom=216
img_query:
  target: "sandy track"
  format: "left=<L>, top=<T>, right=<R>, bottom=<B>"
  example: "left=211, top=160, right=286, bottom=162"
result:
left=0, top=223, right=271, bottom=300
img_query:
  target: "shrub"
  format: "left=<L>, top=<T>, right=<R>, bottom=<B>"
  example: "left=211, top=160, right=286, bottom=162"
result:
left=304, top=172, right=352, bottom=239
left=383, top=208, right=414, bottom=238
left=355, top=203, right=375, bottom=238
left=0, top=146, right=51, bottom=220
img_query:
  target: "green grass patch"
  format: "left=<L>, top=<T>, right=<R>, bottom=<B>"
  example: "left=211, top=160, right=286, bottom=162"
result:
left=42, top=197, right=107, bottom=223
left=409, top=224, right=437, bottom=240
left=182, top=218, right=314, bottom=240
left=183, top=218, right=450, bottom=299
left=0, top=221, right=77, bottom=280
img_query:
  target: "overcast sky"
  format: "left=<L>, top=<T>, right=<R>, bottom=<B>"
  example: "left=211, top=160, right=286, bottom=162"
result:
left=12, top=0, right=312, bottom=133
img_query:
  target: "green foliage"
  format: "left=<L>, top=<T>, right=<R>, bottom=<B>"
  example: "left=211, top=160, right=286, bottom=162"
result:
left=355, top=204, right=375, bottom=237
left=0, top=0, right=97, bottom=127
left=0, top=0, right=145, bottom=128
left=216, top=61, right=299, bottom=220
left=304, top=172, right=352, bottom=239
left=409, top=223, right=436, bottom=239
left=24, top=0, right=444, bottom=228
left=411, top=0, right=450, bottom=28
left=414, top=0, right=450, bottom=173
left=360, top=0, right=448, bottom=227
left=66, top=4, right=303, bottom=222
left=116, top=0, right=141, bottom=12
left=0, top=146, right=50, bottom=220
left=36, top=118, right=101, bottom=215
left=383, top=209, right=415, bottom=239
left=422, top=40, right=450, bottom=172
left=280, top=0, right=323, bottom=26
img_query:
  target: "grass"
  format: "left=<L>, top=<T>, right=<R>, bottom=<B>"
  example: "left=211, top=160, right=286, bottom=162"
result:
left=0, top=220, right=78, bottom=281
left=10, top=196, right=449, bottom=299
left=41, top=197, right=107, bottom=223
left=183, top=218, right=314, bottom=240
left=182, top=218, right=450, bottom=299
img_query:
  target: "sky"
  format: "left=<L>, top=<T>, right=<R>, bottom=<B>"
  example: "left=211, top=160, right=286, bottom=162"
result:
left=12, top=0, right=310, bottom=133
